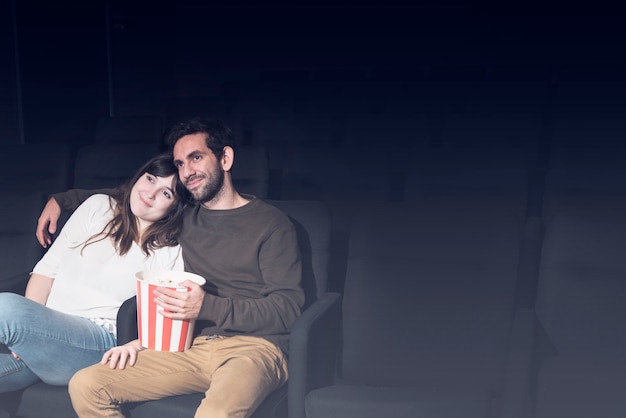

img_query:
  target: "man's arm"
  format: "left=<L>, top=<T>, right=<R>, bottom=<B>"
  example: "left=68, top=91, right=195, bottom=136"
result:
left=36, top=189, right=113, bottom=247
left=200, top=218, right=305, bottom=335
left=36, top=198, right=61, bottom=247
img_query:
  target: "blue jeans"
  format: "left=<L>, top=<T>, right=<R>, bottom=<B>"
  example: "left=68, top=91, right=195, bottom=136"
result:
left=0, top=292, right=117, bottom=392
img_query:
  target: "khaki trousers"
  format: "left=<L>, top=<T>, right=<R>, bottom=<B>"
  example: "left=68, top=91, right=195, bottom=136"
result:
left=69, top=335, right=288, bottom=418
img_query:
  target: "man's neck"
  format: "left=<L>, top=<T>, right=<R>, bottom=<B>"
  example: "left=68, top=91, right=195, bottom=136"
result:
left=201, top=187, right=250, bottom=210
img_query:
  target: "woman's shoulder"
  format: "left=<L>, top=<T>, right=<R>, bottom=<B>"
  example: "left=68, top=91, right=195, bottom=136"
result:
left=147, top=242, right=184, bottom=269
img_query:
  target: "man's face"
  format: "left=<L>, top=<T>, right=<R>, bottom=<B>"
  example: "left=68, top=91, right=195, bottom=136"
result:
left=173, top=133, right=225, bottom=203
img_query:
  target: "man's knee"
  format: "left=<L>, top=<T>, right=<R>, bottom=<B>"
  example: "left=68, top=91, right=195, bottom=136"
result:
left=68, top=365, right=105, bottom=406
left=69, top=365, right=123, bottom=417
left=196, top=400, right=248, bottom=418
left=68, top=366, right=91, bottom=401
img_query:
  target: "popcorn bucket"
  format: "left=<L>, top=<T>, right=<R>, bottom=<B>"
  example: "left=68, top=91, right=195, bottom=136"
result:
left=135, top=270, right=206, bottom=352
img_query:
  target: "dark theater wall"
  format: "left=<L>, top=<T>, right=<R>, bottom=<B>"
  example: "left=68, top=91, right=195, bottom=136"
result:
left=0, top=0, right=20, bottom=144
left=15, top=0, right=109, bottom=147
left=2, top=2, right=626, bottom=147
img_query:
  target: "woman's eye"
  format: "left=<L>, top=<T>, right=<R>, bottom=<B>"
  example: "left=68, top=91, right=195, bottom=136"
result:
left=163, top=191, right=172, bottom=199
left=146, top=174, right=154, bottom=182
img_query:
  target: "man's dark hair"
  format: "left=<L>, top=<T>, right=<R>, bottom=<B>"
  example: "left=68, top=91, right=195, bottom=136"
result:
left=164, top=117, right=235, bottom=159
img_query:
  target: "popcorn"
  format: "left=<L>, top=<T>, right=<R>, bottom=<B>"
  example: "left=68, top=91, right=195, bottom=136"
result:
left=135, top=271, right=206, bottom=352
left=155, top=278, right=176, bottom=287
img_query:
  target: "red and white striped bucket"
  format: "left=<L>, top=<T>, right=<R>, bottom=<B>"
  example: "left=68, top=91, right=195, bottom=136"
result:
left=135, top=270, right=206, bottom=352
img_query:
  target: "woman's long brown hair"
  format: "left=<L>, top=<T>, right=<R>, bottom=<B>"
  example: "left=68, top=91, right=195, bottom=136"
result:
left=83, top=153, right=189, bottom=256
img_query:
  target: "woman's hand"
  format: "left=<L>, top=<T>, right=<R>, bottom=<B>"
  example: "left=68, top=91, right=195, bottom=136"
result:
left=101, top=339, right=145, bottom=370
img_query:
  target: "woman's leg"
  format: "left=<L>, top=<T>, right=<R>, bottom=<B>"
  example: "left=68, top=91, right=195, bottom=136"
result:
left=0, top=344, right=39, bottom=392
left=0, top=292, right=116, bottom=391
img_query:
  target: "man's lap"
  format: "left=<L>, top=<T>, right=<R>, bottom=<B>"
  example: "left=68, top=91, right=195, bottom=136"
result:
left=70, top=335, right=287, bottom=404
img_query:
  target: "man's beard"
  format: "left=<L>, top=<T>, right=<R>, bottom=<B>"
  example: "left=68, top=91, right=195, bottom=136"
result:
left=188, top=168, right=225, bottom=203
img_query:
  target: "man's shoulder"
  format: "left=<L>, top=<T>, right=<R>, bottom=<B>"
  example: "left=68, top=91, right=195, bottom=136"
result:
left=254, top=198, right=291, bottom=220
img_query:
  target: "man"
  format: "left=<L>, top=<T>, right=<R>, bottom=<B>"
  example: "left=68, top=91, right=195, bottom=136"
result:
left=36, top=118, right=304, bottom=418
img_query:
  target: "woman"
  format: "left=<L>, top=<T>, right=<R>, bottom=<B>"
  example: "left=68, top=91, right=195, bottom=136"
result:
left=0, top=153, right=189, bottom=392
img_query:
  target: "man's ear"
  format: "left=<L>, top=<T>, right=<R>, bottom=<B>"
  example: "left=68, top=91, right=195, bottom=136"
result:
left=221, top=146, right=234, bottom=171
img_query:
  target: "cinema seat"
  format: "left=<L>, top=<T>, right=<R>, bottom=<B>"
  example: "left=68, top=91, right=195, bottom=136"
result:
left=72, top=143, right=160, bottom=189
left=530, top=207, right=626, bottom=418
left=94, top=115, right=164, bottom=146
left=305, top=201, right=537, bottom=418
left=0, top=191, right=47, bottom=295
left=0, top=143, right=71, bottom=197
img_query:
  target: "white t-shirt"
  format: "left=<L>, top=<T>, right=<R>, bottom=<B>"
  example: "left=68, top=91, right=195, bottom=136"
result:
left=32, top=194, right=184, bottom=332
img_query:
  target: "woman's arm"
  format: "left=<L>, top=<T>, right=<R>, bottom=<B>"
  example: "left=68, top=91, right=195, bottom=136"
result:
left=24, top=273, right=54, bottom=305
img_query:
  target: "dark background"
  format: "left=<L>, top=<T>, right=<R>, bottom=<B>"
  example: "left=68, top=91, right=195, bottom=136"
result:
left=2, top=4, right=626, bottom=415
left=3, top=1, right=626, bottom=148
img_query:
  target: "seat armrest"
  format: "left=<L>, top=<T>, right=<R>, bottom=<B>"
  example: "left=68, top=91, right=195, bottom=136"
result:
left=116, top=296, right=138, bottom=345
left=287, top=292, right=342, bottom=418
left=0, top=271, right=30, bottom=295
left=515, top=216, right=544, bottom=308
left=500, top=307, right=535, bottom=418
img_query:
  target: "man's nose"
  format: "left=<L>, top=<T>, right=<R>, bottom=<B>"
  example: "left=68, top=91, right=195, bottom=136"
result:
left=181, top=164, right=194, bottom=179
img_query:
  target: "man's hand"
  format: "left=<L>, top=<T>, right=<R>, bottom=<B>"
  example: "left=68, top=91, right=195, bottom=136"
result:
left=154, top=280, right=205, bottom=320
left=101, top=339, right=144, bottom=370
left=36, top=197, right=61, bottom=248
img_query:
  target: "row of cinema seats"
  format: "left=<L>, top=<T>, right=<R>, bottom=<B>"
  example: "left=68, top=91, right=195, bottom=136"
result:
left=2, top=191, right=626, bottom=417
left=5, top=133, right=626, bottom=287
left=4, top=118, right=626, bottom=295
left=2, top=110, right=626, bottom=416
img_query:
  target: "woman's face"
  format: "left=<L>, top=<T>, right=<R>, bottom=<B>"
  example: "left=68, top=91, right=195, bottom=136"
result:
left=130, top=172, right=178, bottom=229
